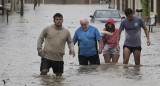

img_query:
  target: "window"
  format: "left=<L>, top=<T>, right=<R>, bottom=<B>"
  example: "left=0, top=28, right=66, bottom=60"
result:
left=95, top=10, right=120, bottom=18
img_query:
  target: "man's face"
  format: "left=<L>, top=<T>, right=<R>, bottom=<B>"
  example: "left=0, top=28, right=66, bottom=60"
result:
left=54, top=17, right=63, bottom=27
left=127, top=14, right=133, bottom=21
left=80, top=21, right=89, bottom=31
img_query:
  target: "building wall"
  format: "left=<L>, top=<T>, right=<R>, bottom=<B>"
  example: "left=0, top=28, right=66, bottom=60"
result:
left=116, top=0, right=120, bottom=10
left=157, top=0, right=160, bottom=22
left=118, top=0, right=126, bottom=12
left=115, top=0, right=159, bottom=22
left=25, top=0, right=100, bottom=4
left=122, top=0, right=125, bottom=11
left=0, top=0, right=8, bottom=5
left=134, top=0, right=142, bottom=16
left=135, top=0, right=142, bottom=9
left=0, top=0, right=21, bottom=11
left=149, top=0, right=159, bottom=22
left=154, top=0, right=156, bottom=13
left=120, top=0, right=122, bottom=12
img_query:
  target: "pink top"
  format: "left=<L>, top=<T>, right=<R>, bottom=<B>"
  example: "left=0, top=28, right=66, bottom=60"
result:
left=102, top=18, right=119, bottom=48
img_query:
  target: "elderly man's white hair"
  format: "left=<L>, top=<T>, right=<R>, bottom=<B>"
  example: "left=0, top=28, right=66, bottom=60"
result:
left=80, top=19, right=89, bottom=24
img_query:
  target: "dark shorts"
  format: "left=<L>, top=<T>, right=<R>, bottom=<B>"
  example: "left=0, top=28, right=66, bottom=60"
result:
left=40, top=58, right=64, bottom=73
left=123, top=45, right=142, bottom=52
left=78, top=54, right=100, bottom=65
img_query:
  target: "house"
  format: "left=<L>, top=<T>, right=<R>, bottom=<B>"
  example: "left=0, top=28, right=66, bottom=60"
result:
left=112, top=0, right=160, bottom=23
left=25, top=0, right=100, bottom=4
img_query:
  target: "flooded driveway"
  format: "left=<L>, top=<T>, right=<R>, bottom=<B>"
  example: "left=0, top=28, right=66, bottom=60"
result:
left=0, top=4, right=160, bottom=86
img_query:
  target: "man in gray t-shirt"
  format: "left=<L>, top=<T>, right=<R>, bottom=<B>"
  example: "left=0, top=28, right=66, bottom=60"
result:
left=117, top=8, right=151, bottom=65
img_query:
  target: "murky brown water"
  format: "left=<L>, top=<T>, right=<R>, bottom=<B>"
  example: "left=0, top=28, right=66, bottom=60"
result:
left=0, top=4, right=160, bottom=86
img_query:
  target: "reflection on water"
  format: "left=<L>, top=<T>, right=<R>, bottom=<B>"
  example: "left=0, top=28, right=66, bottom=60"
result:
left=40, top=75, right=65, bottom=86
left=122, top=65, right=142, bottom=80
left=31, top=64, right=160, bottom=86
left=76, top=64, right=144, bottom=81
left=77, top=65, right=99, bottom=75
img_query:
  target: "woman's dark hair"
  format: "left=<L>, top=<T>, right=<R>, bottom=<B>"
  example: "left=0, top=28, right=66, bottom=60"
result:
left=105, top=22, right=115, bottom=32
left=53, top=13, right=63, bottom=20
left=125, top=8, right=133, bottom=17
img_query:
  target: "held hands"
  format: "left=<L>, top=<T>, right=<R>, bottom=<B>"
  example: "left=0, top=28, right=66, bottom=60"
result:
left=69, top=50, right=75, bottom=57
left=98, top=48, right=102, bottom=54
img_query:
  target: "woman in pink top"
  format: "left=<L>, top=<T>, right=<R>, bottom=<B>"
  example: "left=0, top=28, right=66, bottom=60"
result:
left=101, top=18, right=119, bottom=63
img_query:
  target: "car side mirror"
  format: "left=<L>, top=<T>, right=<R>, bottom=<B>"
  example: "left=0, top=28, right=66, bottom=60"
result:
left=90, top=15, right=94, bottom=18
left=121, top=16, right=125, bottom=19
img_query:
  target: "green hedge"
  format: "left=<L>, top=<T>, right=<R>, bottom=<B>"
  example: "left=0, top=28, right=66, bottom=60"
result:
left=141, top=0, right=149, bottom=18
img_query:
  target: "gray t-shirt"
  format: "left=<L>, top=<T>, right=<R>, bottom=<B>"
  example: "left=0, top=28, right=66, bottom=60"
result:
left=119, top=16, right=145, bottom=47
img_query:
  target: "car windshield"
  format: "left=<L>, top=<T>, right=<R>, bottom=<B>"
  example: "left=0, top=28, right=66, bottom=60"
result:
left=95, top=10, right=120, bottom=18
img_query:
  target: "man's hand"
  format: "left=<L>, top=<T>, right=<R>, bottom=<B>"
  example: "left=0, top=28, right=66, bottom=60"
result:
left=38, top=49, right=43, bottom=56
left=69, top=50, right=75, bottom=57
left=147, top=39, right=151, bottom=46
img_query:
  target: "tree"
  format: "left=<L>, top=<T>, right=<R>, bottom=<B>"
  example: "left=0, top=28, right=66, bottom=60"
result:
left=141, top=0, right=149, bottom=18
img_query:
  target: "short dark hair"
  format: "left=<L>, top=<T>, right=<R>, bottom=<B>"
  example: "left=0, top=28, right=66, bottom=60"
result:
left=125, top=8, right=133, bottom=16
left=53, top=13, right=63, bottom=20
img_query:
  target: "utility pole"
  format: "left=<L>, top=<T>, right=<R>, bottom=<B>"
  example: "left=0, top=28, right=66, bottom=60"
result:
left=20, top=0, right=23, bottom=16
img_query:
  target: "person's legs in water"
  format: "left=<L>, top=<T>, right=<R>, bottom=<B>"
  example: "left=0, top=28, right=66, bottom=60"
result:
left=55, top=73, right=62, bottom=76
left=34, top=0, right=37, bottom=10
left=103, top=54, right=111, bottom=63
left=123, top=47, right=132, bottom=64
left=112, top=54, right=119, bottom=63
left=38, top=0, right=40, bottom=6
left=40, top=58, right=51, bottom=75
left=40, top=69, right=49, bottom=75
left=133, top=50, right=141, bottom=65
left=78, top=55, right=89, bottom=65
left=109, top=48, right=119, bottom=63
left=88, top=55, right=100, bottom=65
left=52, top=61, right=64, bottom=76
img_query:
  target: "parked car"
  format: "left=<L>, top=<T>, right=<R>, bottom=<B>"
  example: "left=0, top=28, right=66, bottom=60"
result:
left=90, top=9, right=123, bottom=23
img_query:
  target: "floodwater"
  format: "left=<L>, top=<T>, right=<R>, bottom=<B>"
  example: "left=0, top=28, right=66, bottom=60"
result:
left=0, top=4, right=160, bottom=86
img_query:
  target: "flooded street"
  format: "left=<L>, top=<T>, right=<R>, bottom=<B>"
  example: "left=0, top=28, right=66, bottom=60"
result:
left=0, top=4, right=160, bottom=86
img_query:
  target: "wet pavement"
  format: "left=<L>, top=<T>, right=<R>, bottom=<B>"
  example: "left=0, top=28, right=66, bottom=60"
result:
left=0, top=4, right=160, bottom=86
